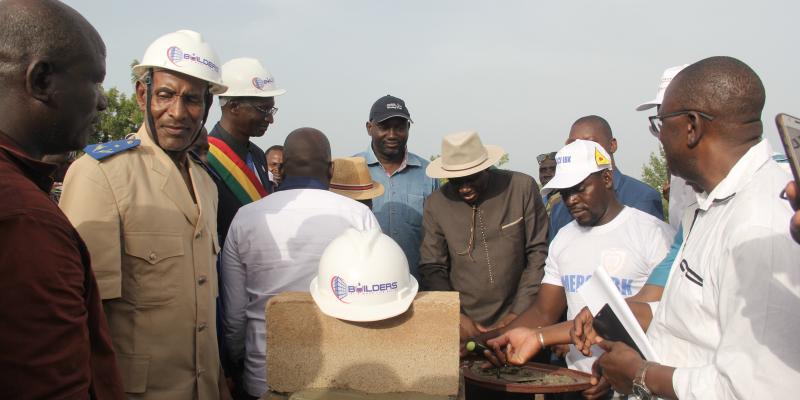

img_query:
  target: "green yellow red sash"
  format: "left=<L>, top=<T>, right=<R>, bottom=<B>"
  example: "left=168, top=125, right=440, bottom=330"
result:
left=207, top=136, right=267, bottom=204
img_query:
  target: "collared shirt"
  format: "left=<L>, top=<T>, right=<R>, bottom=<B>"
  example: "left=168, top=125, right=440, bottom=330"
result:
left=355, top=146, right=439, bottom=278
left=60, top=126, right=222, bottom=399
left=221, top=177, right=379, bottom=396
left=419, top=169, right=549, bottom=325
left=647, top=140, right=800, bottom=399
left=0, top=133, right=123, bottom=399
left=548, top=168, right=664, bottom=241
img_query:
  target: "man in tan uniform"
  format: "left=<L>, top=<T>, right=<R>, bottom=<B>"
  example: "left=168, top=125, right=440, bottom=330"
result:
left=61, top=30, right=230, bottom=399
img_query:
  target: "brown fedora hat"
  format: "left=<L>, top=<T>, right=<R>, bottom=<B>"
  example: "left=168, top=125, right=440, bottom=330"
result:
left=330, top=157, right=385, bottom=201
left=426, top=131, right=504, bottom=179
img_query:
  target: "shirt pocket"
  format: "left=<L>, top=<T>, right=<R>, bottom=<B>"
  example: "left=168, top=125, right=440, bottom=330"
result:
left=123, top=232, right=184, bottom=307
left=405, top=193, right=425, bottom=227
left=500, top=216, right=525, bottom=240
left=117, top=353, right=150, bottom=393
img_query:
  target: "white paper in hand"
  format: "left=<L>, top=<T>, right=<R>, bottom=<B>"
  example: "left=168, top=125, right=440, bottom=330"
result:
left=578, top=266, right=661, bottom=362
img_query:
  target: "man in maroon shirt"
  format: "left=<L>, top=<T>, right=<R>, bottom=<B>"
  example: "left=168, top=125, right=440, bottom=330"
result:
left=0, top=0, right=123, bottom=398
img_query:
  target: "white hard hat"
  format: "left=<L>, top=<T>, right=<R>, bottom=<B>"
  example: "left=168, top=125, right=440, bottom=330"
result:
left=220, top=57, right=286, bottom=98
left=132, top=29, right=227, bottom=94
left=310, top=228, right=418, bottom=322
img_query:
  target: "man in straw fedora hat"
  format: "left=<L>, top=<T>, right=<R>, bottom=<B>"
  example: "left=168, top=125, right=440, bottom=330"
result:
left=419, top=131, right=549, bottom=344
left=330, top=156, right=385, bottom=209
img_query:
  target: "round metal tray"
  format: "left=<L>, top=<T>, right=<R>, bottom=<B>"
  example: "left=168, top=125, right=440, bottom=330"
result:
left=461, top=359, right=593, bottom=394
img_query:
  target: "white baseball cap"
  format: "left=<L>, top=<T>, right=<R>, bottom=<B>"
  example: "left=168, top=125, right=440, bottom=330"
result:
left=541, top=139, right=612, bottom=197
left=635, top=64, right=689, bottom=111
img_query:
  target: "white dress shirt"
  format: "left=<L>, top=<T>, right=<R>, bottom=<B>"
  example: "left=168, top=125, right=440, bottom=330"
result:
left=221, top=184, right=379, bottom=396
left=647, top=140, right=800, bottom=399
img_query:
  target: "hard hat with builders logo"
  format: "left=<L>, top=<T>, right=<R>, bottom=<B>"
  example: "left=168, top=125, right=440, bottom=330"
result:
left=219, top=57, right=286, bottom=98
left=132, top=29, right=227, bottom=94
left=310, top=228, right=418, bottom=322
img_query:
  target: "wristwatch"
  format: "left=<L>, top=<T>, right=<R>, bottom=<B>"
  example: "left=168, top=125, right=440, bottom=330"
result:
left=632, top=361, right=657, bottom=400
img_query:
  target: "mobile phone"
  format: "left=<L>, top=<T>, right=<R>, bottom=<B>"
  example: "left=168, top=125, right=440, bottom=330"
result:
left=592, top=303, right=645, bottom=359
left=775, top=113, right=800, bottom=183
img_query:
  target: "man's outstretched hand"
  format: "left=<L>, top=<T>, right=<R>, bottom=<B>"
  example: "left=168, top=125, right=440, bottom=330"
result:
left=570, top=306, right=602, bottom=356
left=485, top=326, right=542, bottom=367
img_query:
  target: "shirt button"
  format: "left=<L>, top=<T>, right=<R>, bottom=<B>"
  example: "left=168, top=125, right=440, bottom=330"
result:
left=148, top=252, right=156, bottom=261
left=198, top=275, right=207, bottom=285
left=195, top=231, right=202, bottom=239
left=198, top=322, right=207, bottom=332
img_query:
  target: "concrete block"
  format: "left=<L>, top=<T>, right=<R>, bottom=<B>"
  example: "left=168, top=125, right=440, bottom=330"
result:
left=266, top=291, right=459, bottom=396
left=287, top=389, right=453, bottom=400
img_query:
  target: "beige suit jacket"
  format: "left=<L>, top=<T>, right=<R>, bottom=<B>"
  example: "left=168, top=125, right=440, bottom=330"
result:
left=61, top=126, right=222, bottom=399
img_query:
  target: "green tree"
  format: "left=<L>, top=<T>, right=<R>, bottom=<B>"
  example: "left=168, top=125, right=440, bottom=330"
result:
left=498, top=152, right=510, bottom=167
left=90, top=87, right=143, bottom=144
left=641, top=146, right=669, bottom=220
left=89, top=60, right=143, bottom=144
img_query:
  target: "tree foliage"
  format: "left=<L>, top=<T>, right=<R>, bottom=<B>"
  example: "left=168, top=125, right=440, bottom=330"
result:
left=89, top=60, right=143, bottom=144
left=498, top=153, right=510, bottom=167
left=641, top=146, right=669, bottom=219
left=90, top=87, right=143, bottom=144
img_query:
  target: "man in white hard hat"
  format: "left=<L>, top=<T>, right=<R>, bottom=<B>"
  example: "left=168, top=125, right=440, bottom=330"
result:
left=208, top=57, right=286, bottom=247
left=419, top=132, right=548, bottom=347
left=60, top=30, right=230, bottom=399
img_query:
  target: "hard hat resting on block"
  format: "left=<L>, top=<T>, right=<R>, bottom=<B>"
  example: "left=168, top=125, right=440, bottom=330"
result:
left=310, top=228, right=418, bottom=322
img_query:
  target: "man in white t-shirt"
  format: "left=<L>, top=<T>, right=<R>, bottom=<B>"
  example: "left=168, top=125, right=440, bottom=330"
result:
left=485, top=139, right=673, bottom=398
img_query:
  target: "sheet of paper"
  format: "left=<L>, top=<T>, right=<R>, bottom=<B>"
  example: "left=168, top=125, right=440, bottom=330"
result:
left=577, top=266, right=661, bottom=362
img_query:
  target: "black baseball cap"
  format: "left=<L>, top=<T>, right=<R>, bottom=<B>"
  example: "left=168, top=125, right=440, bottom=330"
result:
left=369, top=94, right=413, bottom=123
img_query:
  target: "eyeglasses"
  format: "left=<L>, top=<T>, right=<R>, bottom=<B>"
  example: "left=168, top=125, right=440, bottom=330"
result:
left=243, top=102, right=278, bottom=117
left=648, top=110, right=714, bottom=135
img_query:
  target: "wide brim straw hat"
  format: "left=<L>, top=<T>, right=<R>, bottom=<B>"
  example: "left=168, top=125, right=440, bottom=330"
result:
left=426, top=131, right=504, bottom=179
left=330, top=157, right=385, bottom=201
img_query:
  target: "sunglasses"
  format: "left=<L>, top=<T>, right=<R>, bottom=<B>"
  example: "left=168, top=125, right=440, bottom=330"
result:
left=537, top=152, right=557, bottom=164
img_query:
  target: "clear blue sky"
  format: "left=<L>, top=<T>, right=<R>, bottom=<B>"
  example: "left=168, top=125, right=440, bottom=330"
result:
left=64, top=0, right=799, bottom=179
